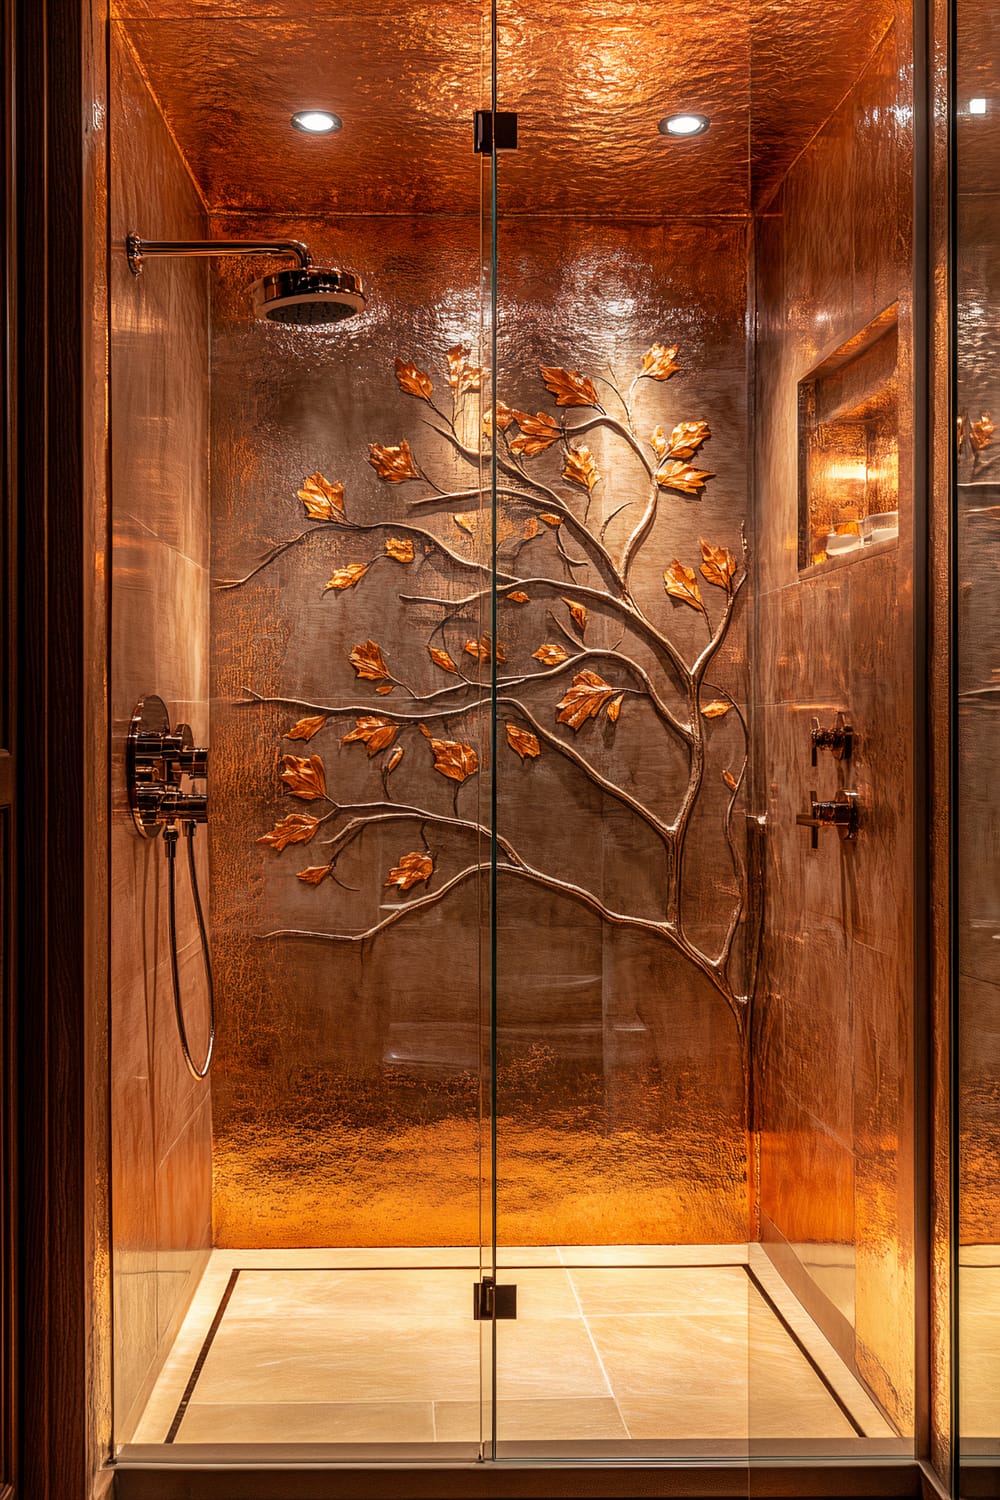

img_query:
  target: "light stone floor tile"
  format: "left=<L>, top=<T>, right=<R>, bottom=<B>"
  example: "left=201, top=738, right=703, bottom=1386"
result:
left=435, top=1397, right=627, bottom=1443
left=568, top=1266, right=749, bottom=1318
left=557, top=1244, right=749, bottom=1267
left=177, top=1400, right=435, bottom=1444
left=225, top=1268, right=479, bottom=1322
left=494, top=1317, right=612, bottom=1402
left=959, top=1264, right=1000, bottom=1437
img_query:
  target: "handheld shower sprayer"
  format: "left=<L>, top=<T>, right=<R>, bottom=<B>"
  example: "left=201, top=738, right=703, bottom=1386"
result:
left=125, top=233, right=367, bottom=324
left=126, top=695, right=215, bottom=1080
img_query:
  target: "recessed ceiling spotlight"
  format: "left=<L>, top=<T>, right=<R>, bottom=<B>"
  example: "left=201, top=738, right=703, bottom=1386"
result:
left=970, top=97, right=988, bottom=114
left=659, top=112, right=710, bottom=137
left=291, top=110, right=342, bottom=135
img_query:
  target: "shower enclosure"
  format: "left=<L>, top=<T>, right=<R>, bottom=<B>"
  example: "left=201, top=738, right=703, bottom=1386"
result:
left=105, top=0, right=934, bottom=1483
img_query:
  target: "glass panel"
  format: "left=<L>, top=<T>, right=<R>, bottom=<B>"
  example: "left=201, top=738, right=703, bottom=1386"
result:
left=489, top=0, right=752, bottom=1466
left=107, top=3, right=495, bottom=1456
left=956, top=0, right=1000, bottom=1489
left=747, top=0, right=917, bottom=1466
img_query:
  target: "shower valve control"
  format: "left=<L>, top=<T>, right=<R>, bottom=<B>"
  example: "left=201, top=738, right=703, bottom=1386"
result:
left=810, top=712, right=853, bottom=766
left=127, top=694, right=209, bottom=839
left=796, top=789, right=859, bottom=849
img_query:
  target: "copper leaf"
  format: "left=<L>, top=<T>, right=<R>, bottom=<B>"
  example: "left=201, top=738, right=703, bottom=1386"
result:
left=341, top=716, right=400, bottom=756
left=523, top=516, right=541, bottom=540
left=297, top=864, right=331, bottom=886
left=325, top=561, right=369, bottom=591
left=972, top=412, right=995, bottom=451
left=285, top=714, right=327, bottom=742
left=561, top=597, right=588, bottom=635
left=257, top=812, right=320, bottom=851
left=385, top=850, right=434, bottom=892
left=393, top=356, right=433, bottom=401
left=699, top=538, right=737, bottom=592
left=506, top=590, right=530, bottom=603
left=349, top=639, right=390, bottom=682
left=428, top=646, right=459, bottom=674
left=655, top=460, right=714, bottom=496
left=506, top=723, right=541, bottom=760
left=368, top=439, right=420, bottom=483
left=425, top=735, right=480, bottom=783
left=701, top=700, right=731, bottom=719
left=539, top=513, right=563, bottom=527
left=375, top=685, right=395, bottom=695
left=723, top=770, right=738, bottom=792
left=667, top=421, right=711, bottom=460
left=640, top=343, right=681, bottom=381
left=650, top=426, right=669, bottom=458
left=663, top=560, right=705, bottom=612
left=280, top=754, right=328, bottom=801
left=532, top=643, right=569, bottom=666
left=385, top=746, right=404, bottom=775
left=298, top=472, right=345, bottom=520
left=556, top=670, right=617, bottom=731
left=384, top=536, right=415, bottom=563
left=446, top=345, right=483, bottom=396
left=540, top=365, right=599, bottom=408
left=463, top=634, right=506, bottom=664
left=562, top=445, right=600, bottom=493
left=509, top=411, right=561, bottom=457
left=608, top=694, right=624, bottom=723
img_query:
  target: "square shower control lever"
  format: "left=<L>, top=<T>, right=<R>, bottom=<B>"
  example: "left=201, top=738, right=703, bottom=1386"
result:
left=796, top=789, right=859, bottom=849
left=810, top=712, right=853, bottom=766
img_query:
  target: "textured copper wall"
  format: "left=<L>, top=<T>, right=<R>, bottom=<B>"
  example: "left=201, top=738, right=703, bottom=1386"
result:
left=752, top=17, right=916, bottom=1435
left=208, top=211, right=751, bottom=1248
left=109, top=28, right=214, bottom=1441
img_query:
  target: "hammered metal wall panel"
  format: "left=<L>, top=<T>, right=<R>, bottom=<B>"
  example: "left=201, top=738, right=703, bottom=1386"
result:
left=208, top=211, right=751, bottom=1247
left=752, top=22, right=916, bottom=1434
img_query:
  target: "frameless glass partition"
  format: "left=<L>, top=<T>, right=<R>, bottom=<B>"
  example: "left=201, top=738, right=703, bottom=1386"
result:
left=955, top=0, right=1000, bottom=1489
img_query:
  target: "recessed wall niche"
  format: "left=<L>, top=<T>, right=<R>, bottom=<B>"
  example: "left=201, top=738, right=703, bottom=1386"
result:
left=797, top=304, right=899, bottom=568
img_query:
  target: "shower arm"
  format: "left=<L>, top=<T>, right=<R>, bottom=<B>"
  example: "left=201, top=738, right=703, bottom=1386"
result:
left=126, top=234, right=312, bottom=276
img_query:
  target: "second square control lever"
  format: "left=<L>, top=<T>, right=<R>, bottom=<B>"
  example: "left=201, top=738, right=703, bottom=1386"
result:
left=796, top=789, right=859, bottom=849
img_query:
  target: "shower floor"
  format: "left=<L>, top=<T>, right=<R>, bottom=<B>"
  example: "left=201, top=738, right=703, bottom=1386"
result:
left=123, top=1245, right=900, bottom=1457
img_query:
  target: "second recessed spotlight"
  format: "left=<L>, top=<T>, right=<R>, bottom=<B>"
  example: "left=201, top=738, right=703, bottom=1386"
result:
left=291, top=110, right=342, bottom=135
left=659, top=113, right=710, bottom=137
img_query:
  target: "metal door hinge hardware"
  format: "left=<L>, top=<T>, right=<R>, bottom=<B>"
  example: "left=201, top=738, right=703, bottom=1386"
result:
left=795, top=788, right=859, bottom=849
left=810, top=712, right=853, bottom=765
left=473, top=1277, right=517, bottom=1320
left=474, top=111, right=518, bottom=154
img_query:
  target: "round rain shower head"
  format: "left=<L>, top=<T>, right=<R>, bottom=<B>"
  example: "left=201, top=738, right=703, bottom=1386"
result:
left=251, top=265, right=366, bottom=325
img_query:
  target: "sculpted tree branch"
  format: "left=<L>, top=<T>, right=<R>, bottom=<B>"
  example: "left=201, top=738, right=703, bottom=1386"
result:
left=226, top=340, right=755, bottom=1032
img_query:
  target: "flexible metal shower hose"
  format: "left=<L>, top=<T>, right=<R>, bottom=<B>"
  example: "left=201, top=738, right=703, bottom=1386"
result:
left=164, top=820, right=216, bottom=1080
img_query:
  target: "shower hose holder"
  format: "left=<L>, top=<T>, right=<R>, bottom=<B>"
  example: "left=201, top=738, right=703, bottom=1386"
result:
left=126, top=693, right=208, bottom=837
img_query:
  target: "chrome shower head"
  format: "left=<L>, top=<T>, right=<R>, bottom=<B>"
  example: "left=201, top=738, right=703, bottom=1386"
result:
left=251, top=264, right=366, bottom=324
left=125, top=233, right=367, bottom=325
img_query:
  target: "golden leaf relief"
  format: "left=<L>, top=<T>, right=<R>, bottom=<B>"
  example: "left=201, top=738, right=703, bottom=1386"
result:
left=540, top=365, right=599, bottom=408
left=350, top=639, right=390, bottom=682
left=421, top=731, right=480, bottom=784
left=384, top=536, right=415, bottom=563
left=341, top=716, right=400, bottom=756
left=297, top=864, right=331, bottom=886
left=664, top=559, right=705, bottom=612
left=368, top=439, right=420, bottom=483
left=972, top=411, right=995, bottom=451
left=608, top=694, right=624, bottom=723
left=562, top=445, right=600, bottom=493
left=533, top=643, right=569, bottom=666
left=701, top=700, right=731, bottom=719
left=452, top=508, right=519, bottom=548
left=655, top=460, right=715, bottom=496
left=666, top=421, right=711, bottom=460
left=298, top=472, right=345, bottom=521
left=506, top=590, right=530, bottom=603
left=556, top=671, right=619, bottom=731
left=285, top=715, right=327, bottom=742
left=257, top=812, right=320, bottom=851
left=446, top=345, right=483, bottom=397
left=651, top=426, right=669, bottom=458
left=523, top=516, right=540, bottom=540
left=375, top=684, right=395, bottom=695
left=723, top=770, right=738, bottom=792
left=325, top=561, right=369, bottom=591
left=280, top=754, right=328, bottom=801
left=482, top=402, right=516, bottom=439
left=699, top=538, right=737, bottom=592
left=453, top=512, right=475, bottom=536
left=463, top=634, right=507, bottom=664
left=393, top=356, right=433, bottom=401
left=640, top=343, right=681, bottom=381
left=428, top=646, right=458, bottom=674
left=385, top=746, right=404, bottom=775
left=539, top=513, right=563, bottom=527
left=562, top=597, right=588, bottom=635
left=509, top=411, right=561, bottom=457
left=385, top=850, right=434, bottom=892
left=506, top=723, right=541, bottom=760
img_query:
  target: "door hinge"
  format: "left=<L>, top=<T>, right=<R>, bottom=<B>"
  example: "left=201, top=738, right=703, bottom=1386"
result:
left=473, top=110, right=518, bottom=154
left=473, top=1276, right=517, bottom=1319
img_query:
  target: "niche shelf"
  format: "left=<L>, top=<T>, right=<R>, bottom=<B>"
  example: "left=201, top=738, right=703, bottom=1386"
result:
left=797, top=303, right=899, bottom=569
